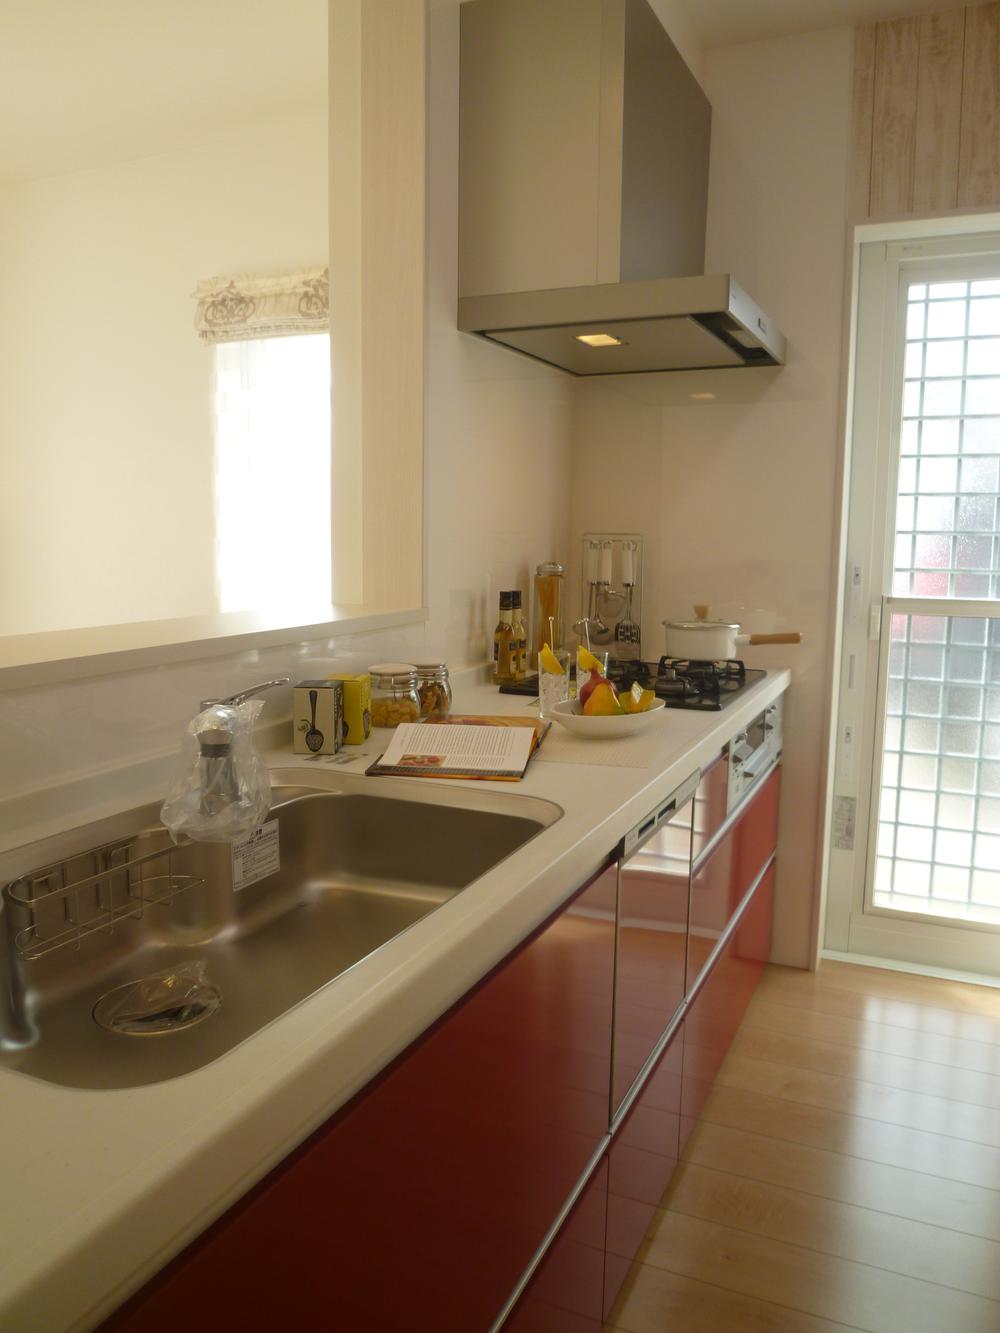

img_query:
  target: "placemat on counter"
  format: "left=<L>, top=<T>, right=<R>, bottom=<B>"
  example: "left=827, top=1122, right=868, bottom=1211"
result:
left=534, top=728, right=664, bottom=768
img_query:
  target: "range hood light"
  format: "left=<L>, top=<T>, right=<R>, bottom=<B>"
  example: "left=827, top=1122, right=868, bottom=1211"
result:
left=575, top=332, right=625, bottom=347
left=690, top=392, right=715, bottom=400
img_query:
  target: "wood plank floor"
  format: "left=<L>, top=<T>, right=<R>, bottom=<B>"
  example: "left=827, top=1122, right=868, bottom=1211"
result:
left=605, top=960, right=1000, bottom=1333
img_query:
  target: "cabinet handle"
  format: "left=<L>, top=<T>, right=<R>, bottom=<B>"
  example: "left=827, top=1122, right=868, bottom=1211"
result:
left=618, top=769, right=700, bottom=858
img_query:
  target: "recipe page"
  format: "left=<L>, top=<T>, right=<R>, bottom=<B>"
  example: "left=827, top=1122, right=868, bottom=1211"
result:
left=375, top=721, right=536, bottom=778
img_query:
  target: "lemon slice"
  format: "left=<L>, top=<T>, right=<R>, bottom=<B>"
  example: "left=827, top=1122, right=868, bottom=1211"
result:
left=620, top=682, right=655, bottom=714
left=539, top=643, right=566, bottom=674
left=577, top=646, right=604, bottom=673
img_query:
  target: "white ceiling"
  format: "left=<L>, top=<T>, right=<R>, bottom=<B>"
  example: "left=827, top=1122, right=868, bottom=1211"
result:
left=680, top=0, right=972, bottom=48
left=0, top=0, right=326, bottom=185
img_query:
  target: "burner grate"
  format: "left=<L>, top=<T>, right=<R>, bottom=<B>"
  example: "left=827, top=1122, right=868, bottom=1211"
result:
left=604, top=657, right=764, bottom=711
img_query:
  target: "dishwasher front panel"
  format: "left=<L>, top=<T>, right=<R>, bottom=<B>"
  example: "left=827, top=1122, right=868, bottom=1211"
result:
left=613, top=791, right=694, bottom=1115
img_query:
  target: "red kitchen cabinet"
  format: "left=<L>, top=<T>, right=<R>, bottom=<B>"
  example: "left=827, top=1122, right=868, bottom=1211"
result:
left=504, top=1154, right=609, bottom=1333
left=690, top=751, right=727, bottom=860
left=680, top=861, right=775, bottom=1155
left=687, top=767, right=780, bottom=988
left=603, top=762, right=780, bottom=1315
left=101, top=864, right=617, bottom=1333
left=604, top=1025, right=683, bottom=1321
left=734, top=763, right=781, bottom=894
left=613, top=794, right=692, bottom=1111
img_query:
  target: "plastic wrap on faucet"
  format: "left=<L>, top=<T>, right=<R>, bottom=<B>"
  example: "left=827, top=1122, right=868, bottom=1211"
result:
left=160, top=700, right=271, bottom=843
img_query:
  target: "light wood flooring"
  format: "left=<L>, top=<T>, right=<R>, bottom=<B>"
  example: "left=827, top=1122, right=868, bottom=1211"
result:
left=605, top=959, right=1000, bottom=1333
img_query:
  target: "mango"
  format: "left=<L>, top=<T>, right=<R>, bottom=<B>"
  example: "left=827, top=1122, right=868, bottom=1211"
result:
left=578, top=666, right=605, bottom=708
left=583, top=681, right=623, bottom=716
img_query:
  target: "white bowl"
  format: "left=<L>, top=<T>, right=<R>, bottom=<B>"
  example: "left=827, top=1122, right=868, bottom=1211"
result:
left=548, top=697, right=666, bottom=738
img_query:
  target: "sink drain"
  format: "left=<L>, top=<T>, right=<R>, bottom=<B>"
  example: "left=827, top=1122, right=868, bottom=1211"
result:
left=93, top=969, right=222, bottom=1036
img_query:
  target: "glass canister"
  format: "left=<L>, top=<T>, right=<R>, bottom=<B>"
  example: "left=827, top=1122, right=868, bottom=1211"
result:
left=531, top=562, right=565, bottom=668
left=369, top=663, right=421, bottom=728
left=414, top=662, right=452, bottom=719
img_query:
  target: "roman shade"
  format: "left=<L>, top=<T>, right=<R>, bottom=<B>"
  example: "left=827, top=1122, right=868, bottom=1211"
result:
left=193, top=268, right=329, bottom=342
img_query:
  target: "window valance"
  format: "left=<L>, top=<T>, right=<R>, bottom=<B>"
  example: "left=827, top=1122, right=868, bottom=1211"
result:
left=193, top=268, right=329, bottom=343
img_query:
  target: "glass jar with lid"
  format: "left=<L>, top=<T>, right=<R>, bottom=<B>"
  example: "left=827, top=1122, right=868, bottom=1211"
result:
left=369, top=663, right=421, bottom=728
left=531, top=561, right=565, bottom=669
left=414, top=662, right=452, bottom=719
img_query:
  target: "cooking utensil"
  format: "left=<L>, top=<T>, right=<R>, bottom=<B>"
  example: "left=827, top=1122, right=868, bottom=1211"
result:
left=614, top=541, right=641, bottom=654
left=662, top=607, right=801, bottom=661
left=572, top=616, right=594, bottom=651
left=304, top=689, right=325, bottom=753
left=584, top=540, right=611, bottom=644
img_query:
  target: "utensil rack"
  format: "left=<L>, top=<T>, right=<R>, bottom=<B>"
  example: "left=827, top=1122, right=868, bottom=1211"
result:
left=580, top=532, right=644, bottom=656
left=4, top=838, right=203, bottom=963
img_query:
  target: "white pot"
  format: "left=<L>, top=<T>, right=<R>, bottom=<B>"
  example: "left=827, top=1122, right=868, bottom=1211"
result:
left=662, top=618, right=801, bottom=661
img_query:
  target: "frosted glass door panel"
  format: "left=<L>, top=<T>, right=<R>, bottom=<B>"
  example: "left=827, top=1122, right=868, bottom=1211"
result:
left=895, top=280, right=1000, bottom=599
left=877, top=613, right=1000, bottom=925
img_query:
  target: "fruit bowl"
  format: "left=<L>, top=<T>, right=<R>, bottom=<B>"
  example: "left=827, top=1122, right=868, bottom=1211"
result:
left=548, top=697, right=666, bottom=738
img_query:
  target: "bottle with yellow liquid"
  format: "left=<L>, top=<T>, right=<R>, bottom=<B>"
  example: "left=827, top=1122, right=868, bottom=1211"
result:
left=510, top=591, right=528, bottom=680
left=493, top=591, right=515, bottom=684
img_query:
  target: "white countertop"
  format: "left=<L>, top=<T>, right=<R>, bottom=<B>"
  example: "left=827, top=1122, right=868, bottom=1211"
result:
left=0, top=668, right=789, bottom=1333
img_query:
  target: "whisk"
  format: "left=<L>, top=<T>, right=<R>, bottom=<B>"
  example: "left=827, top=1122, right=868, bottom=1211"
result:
left=614, top=541, right=641, bottom=655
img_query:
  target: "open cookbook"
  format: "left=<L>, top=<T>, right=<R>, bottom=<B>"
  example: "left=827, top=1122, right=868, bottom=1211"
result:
left=365, top=714, right=549, bottom=781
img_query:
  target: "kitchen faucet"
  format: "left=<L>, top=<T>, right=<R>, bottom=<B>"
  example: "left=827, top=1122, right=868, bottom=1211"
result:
left=195, top=679, right=289, bottom=817
left=199, top=678, right=290, bottom=712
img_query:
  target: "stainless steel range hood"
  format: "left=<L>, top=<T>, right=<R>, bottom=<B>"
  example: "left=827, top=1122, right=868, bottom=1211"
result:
left=458, top=275, right=785, bottom=376
left=458, top=0, right=786, bottom=376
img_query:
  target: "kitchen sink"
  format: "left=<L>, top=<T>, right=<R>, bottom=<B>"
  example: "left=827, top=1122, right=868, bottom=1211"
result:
left=0, top=771, right=561, bottom=1088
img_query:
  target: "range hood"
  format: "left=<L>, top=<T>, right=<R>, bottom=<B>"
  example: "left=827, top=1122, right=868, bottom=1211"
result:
left=458, top=0, right=786, bottom=376
left=458, top=275, right=784, bottom=376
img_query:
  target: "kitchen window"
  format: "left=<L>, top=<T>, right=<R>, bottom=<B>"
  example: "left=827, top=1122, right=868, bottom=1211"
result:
left=194, top=270, right=332, bottom=617
left=212, top=333, right=331, bottom=614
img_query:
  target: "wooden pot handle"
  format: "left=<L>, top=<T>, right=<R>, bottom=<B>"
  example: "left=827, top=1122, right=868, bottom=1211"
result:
left=748, top=632, right=802, bottom=645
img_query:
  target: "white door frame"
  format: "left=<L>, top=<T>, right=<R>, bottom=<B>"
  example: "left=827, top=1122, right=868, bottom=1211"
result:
left=824, top=216, right=1000, bottom=977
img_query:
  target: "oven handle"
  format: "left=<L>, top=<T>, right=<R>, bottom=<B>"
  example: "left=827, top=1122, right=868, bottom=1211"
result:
left=738, top=745, right=775, bottom=783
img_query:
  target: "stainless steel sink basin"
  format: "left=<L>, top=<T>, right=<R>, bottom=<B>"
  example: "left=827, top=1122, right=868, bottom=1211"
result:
left=0, top=772, right=561, bottom=1088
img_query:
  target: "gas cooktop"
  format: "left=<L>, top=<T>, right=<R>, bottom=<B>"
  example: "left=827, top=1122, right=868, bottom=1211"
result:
left=609, top=657, right=766, bottom=711
left=501, top=657, right=766, bottom=711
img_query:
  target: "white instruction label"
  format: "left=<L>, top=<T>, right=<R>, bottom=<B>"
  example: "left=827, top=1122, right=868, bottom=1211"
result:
left=832, top=796, right=856, bottom=852
left=231, top=819, right=280, bottom=891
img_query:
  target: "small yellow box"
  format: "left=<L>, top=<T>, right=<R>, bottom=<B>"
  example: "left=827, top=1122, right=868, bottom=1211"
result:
left=327, top=672, right=372, bottom=745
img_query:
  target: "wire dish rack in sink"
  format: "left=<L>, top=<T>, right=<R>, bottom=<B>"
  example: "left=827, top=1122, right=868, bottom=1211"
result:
left=5, top=837, right=203, bottom=963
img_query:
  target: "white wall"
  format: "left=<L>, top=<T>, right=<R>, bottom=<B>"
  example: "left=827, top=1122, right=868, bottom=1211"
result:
left=425, top=0, right=574, bottom=667
left=0, top=111, right=327, bottom=636
left=570, top=26, right=855, bottom=967
left=0, top=3, right=574, bottom=840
